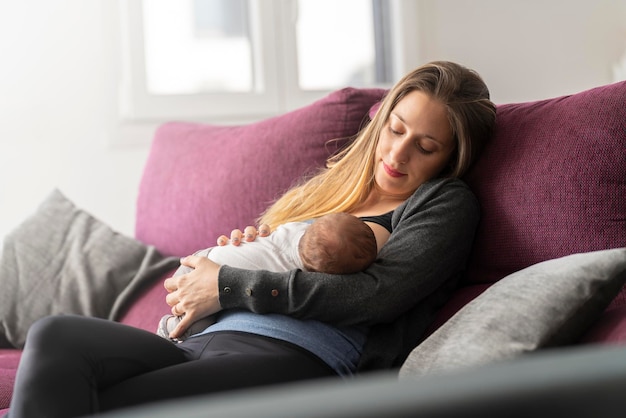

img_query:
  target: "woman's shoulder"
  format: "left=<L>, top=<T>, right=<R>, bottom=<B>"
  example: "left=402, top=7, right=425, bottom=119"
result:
left=396, top=178, right=479, bottom=219
left=413, top=177, right=476, bottom=203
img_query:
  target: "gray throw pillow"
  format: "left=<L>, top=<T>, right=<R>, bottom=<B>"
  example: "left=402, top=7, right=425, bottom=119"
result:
left=0, top=189, right=179, bottom=348
left=399, top=248, right=626, bottom=378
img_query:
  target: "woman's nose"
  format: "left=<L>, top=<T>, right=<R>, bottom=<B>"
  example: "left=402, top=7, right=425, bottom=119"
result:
left=389, top=138, right=410, bottom=164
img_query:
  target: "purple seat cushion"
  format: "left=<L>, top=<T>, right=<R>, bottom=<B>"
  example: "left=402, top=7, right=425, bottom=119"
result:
left=118, top=270, right=175, bottom=332
left=464, top=81, right=626, bottom=298
left=581, top=304, right=626, bottom=345
left=135, top=87, right=386, bottom=258
left=0, top=349, right=20, bottom=410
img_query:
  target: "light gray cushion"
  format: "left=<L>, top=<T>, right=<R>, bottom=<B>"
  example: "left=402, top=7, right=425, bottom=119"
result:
left=0, top=189, right=179, bottom=348
left=399, top=248, right=626, bottom=378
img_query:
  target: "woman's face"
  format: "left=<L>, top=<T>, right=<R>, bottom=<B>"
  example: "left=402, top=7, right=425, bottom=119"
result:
left=374, top=90, right=455, bottom=199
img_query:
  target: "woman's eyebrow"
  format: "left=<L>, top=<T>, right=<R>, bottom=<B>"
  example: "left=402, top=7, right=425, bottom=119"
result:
left=391, top=112, right=443, bottom=145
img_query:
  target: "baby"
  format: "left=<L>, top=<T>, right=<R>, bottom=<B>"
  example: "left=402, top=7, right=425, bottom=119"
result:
left=157, top=212, right=387, bottom=341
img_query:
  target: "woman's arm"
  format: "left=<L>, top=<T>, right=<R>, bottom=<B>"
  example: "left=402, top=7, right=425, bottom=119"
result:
left=217, top=178, right=480, bottom=327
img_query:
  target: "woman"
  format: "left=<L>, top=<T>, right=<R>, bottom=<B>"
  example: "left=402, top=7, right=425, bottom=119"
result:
left=7, top=61, right=496, bottom=417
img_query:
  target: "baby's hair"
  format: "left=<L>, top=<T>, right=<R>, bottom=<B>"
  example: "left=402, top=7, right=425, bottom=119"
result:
left=298, top=213, right=377, bottom=274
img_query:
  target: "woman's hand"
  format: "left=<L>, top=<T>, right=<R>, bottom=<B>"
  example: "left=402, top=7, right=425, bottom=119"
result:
left=216, top=224, right=271, bottom=246
left=163, top=256, right=223, bottom=339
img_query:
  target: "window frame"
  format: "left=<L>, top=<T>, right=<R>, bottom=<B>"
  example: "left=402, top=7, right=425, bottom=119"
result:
left=118, top=0, right=420, bottom=124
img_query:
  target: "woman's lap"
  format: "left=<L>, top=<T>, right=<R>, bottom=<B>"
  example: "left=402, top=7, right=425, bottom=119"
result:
left=101, top=331, right=336, bottom=411
left=10, top=315, right=336, bottom=417
left=10, top=315, right=187, bottom=417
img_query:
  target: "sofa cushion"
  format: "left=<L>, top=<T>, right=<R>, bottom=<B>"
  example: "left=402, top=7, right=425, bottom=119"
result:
left=118, top=271, right=175, bottom=332
left=0, top=189, right=179, bottom=348
left=580, top=304, right=626, bottom=344
left=464, top=81, right=626, bottom=291
left=0, top=349, right=20, bottom=411
left=135, top=87, right=387, bottom=258
left=399, top=248, right=626, bottom=378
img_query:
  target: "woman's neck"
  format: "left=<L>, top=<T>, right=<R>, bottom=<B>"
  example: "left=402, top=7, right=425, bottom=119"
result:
left=350, top=186, right=410, bottom=217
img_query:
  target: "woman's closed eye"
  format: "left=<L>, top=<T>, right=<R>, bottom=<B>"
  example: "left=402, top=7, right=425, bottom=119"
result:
left=416, top=141, right=436, bottom=154
left=388, top=117, right=440, bottom=155
left=389, top=126, right=404, bottom=136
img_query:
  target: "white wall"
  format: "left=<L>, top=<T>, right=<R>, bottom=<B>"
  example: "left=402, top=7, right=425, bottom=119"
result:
left=415, top=0, right=626, bottom=104
left=0, top=1, right=148, bottom=239
left=1, top=0, right=625, bottom=240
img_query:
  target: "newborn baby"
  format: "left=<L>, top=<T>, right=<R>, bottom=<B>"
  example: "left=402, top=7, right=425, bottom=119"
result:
left=157, top=212, right=384, bottom=341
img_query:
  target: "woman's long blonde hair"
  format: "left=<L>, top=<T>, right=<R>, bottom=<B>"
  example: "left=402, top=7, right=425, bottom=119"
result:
left=258, top=61, right=496, bottom=229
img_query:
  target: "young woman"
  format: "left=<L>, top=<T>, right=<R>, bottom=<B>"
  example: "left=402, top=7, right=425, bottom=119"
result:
left=7, top=61, right=496, bottom=417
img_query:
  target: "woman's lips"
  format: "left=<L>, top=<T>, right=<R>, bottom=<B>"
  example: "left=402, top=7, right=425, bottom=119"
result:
left=383, top=162, right=406, bottom=178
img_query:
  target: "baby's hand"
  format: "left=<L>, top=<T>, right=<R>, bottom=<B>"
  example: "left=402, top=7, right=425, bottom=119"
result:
left=216, top=224, right=271, bottom=246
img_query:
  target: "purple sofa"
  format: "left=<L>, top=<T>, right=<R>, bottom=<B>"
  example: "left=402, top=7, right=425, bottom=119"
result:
left=1, top=81, right=625, bottom=415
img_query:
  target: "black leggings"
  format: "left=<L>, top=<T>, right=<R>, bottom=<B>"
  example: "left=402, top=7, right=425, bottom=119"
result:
left=8, top=315, right=337, bottom=418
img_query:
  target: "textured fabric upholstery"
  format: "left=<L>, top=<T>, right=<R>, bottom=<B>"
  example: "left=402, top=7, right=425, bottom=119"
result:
left=421, top=81, right=626, bottom=339
left=464, top=81, right=626, bottom=291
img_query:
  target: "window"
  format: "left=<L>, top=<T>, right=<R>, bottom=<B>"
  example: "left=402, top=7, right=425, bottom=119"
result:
left=119, top=0, right=419, bottom=123
left=143, top=0, right=256, bottom=95
left=295, top=0, right=377, bottom=90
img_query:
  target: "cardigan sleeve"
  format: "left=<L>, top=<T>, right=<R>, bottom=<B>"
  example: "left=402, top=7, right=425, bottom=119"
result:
left=217, top=178, right=480, bottom=327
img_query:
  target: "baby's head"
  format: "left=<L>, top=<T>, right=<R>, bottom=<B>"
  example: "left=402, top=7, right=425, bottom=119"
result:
left=298, top=212, right=377, bottom=274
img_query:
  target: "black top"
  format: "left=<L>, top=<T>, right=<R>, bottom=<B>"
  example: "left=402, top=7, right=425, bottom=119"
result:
left=359, top=211, right=394, bottom=233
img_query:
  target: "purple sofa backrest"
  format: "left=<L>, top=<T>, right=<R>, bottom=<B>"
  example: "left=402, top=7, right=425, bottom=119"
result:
left=135, top=88, right=386, bottom=258
left=464, top=81, right=626, bottom=305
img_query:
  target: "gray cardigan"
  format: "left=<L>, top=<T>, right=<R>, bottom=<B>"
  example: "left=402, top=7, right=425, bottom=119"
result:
left=218, top=178, right=480, bottom=371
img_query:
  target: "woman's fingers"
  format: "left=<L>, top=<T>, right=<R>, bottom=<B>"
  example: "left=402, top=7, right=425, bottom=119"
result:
left=230, top=229, right=243, bottom=246
left=243, top=226, right=257, bottom=242
left=216, top=225, right=271, bottom=246
left=165, top=257, right=223, bottom=339
left=258, top=224, right=271, bottom=237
